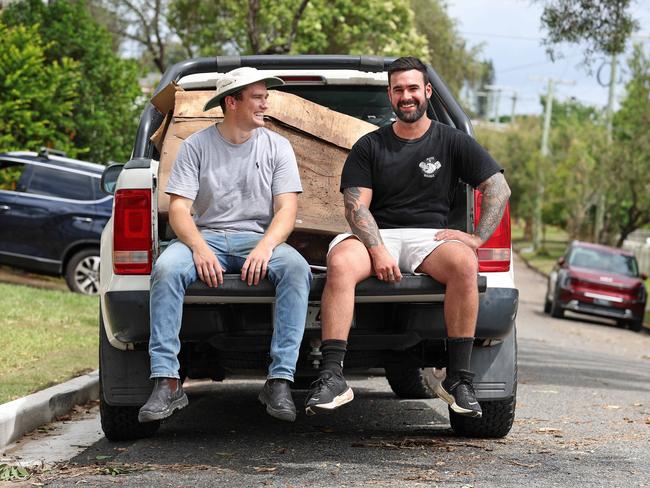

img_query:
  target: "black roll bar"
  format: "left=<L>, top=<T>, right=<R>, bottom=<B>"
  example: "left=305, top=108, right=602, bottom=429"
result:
left=133, top=55, right=473, bottom=159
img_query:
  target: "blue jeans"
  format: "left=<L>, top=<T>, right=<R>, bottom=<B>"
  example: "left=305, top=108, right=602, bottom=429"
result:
left=148, top=230, right=312, bottom=382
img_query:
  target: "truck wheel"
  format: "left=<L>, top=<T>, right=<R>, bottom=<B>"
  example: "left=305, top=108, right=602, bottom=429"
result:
left=449, top=395, right=516, bottom=438
left=65, top=248, right=100, bottom=295
left=385, top=365, right=436, bottom=399
left=100, top=382, right=160, bottom=441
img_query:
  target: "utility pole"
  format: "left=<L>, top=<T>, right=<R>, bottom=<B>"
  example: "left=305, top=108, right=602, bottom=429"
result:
left=594, top=52, right=618, bottom=243
left=510, top=92, right=518, bottom=124
left=530, top=76, right=575, bottom=252
left=485, top=85, right=518, bottom=125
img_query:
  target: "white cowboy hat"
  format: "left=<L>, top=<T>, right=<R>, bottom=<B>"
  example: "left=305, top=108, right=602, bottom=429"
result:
left=203, top=67, right=284, bottom=111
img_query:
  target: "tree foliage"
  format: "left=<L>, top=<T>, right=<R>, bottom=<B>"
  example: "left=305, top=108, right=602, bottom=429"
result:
left=168, top=0, right=428, bottom=59
left=608, top=44, right=650, bottom=245
left=2, top=0, right=142, bottom=163
left=0, top=20, right=80, bottom=155
left=537, top=0, right=638, bottom=61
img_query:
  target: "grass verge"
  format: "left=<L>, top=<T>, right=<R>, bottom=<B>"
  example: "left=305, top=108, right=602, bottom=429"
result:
left=0, top=283, right=98, bottom=404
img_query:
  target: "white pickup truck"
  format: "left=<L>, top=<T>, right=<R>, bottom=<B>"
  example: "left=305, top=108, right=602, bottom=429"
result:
left=98, top=55, right=519, bottom=441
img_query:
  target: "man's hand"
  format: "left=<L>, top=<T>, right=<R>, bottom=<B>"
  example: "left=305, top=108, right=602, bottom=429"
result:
left=193, top=242, right=224, bottom=288
left=241, top=240, right=274, bottom=286
left=369, top=245, right=402, bottom=283
left=434, top=229, right=483, bottom=251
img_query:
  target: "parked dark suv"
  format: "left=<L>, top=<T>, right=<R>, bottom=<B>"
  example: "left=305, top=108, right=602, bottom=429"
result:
left=544, top=240, right=647, bottom=331
left=0, top=149, right=112, bottom=295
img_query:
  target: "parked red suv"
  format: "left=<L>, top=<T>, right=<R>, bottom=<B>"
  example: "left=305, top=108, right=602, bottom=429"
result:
left=544, top=241, right=647, bottom=331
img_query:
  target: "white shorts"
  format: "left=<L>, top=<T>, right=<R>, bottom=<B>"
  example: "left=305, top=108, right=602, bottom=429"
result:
left=328, top=228, right=465, bottom=274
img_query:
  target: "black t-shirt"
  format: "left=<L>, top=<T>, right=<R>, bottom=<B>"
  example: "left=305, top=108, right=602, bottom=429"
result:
left=340, top=121, right=502, bottom=229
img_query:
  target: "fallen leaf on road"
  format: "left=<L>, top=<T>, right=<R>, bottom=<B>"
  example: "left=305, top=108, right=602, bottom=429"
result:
left=404, top=469, right=440, bottom=481
left=604, top=405, right=621, bottom=410
left=532, top=390, right=559, bottom=394
left=536, top=427, right=562, bottom=434
left=645, top=417, right=650, bottom=425
left=633, top=403, right=643, bottom=407
left=254, top=467, right=277, bottom=473
left=506, top=460, right=541, bottom=468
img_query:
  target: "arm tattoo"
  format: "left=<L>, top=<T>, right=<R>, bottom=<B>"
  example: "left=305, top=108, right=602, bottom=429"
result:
left=476, top=173, right=511, bottom=242
left=343, top=187, right=383, bottom=248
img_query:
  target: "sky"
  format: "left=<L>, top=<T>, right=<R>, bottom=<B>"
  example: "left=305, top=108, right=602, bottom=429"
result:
left=446, top=0, right=650, bottom=116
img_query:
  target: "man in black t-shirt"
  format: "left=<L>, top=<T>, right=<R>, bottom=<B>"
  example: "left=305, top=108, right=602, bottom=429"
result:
left=305, top=57, right=511, bottom=419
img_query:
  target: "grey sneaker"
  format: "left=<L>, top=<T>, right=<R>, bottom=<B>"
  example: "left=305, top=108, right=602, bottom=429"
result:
left=138, top=378, right=188, bottom=423
left=434, top=373, right=482, bottom=418
left=305, top=370, right=354, bottom=416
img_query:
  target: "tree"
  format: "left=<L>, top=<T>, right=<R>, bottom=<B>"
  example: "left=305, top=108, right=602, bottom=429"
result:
left=546, top=99, right=608, bottom=239
left=476, top=117, right=542, bottom=237
left=537, top=0, right=638, bottom=61
left=91, top=0, right=178, bottom=73
left=168, top=0, right=428, bottom=60
left=2, top=0, right=142, bottom=163
left=0, top=20, right=81, bottom=156
left=607, top=44, right=650, bottom=245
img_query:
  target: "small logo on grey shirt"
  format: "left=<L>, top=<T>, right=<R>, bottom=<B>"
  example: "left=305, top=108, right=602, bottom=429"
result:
left=419, top=157, right=442, bottom=178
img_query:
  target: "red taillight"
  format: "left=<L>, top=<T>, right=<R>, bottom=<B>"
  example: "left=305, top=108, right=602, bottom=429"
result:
left=113, top=189, right=152, bottom=274
left=474, top=190, right=511, bottom=272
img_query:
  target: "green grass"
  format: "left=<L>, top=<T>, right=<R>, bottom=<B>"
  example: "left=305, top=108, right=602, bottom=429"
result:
left=512, top=220, right=569, bottom=276
left=0, top=283, right=98, bottom=404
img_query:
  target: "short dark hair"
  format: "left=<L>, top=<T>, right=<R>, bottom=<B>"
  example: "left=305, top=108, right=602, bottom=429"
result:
left=387, top=57, right=429, bottom=86
left=219, top=90, right=244, bottom=113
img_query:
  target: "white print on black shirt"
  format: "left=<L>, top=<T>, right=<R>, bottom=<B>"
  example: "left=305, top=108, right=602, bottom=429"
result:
left=418, top=157, right=442, bottom=178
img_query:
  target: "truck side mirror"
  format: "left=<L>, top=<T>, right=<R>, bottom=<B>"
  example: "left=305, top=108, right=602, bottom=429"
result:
left=101, top=163, right=124, bottom=195
left=557, top=256, right=565, bottom=266
left=641, top=272, right=648, bottom=281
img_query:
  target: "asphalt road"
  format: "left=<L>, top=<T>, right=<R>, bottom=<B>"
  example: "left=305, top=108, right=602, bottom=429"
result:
left=9, top=256, right=650, bottom=487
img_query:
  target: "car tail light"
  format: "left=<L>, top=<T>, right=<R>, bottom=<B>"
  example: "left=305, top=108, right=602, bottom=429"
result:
left=113, top=189, right=152, bottom=274
left=474, top=190, right=511, bottom=272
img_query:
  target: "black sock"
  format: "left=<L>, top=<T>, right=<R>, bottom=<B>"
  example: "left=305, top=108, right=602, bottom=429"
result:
left=321, top=339, right=347, bottom=376
left=446, top=337, right=474, bottom=378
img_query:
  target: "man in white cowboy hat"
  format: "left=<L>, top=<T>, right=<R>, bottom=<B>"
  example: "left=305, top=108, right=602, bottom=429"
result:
left=138, top=67, right=312, bottom=424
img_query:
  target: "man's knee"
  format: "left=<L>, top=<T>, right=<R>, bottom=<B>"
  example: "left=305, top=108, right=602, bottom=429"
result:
left=447, top=247, right=479, bottom=282
left=326, top=245, right=369, bottom=284
left=272, top=245, right=312, bottom=282
left=151, top=247, right=193, bottom=284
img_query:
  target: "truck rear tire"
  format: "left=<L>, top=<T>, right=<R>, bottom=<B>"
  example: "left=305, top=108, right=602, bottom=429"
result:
left=385, top=365, right=435, bottom=399
left=449, top=394, right=516, bottom=438
left=100, top=382, right=160, bottom=441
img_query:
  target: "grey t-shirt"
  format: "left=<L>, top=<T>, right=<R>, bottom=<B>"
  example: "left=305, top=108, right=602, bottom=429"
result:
left=166, top=125, right=302, bottom=234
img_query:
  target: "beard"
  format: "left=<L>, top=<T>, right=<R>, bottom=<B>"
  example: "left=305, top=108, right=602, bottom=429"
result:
left=393, top=97, right=428, bottom=123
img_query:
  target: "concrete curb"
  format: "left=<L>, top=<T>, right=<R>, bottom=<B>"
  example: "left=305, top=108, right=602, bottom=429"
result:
left=0, top=370, right=99, bottom=450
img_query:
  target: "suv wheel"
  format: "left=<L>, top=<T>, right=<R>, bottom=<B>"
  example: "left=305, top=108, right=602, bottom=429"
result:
left=628, top=317, right=644, bottom=333
left=549, top=291, right=564, bottom=319
left=100, top=384, right=160, bottom=441
left=65, top=249, right=100, bottom=295
left=385, top=365, right=436, bottom=399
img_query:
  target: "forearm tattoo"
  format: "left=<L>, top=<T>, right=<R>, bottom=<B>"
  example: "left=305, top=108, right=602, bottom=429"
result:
left=476, top=173, right=511, bottom=242
left=343, top=187, right=383, bottom=248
